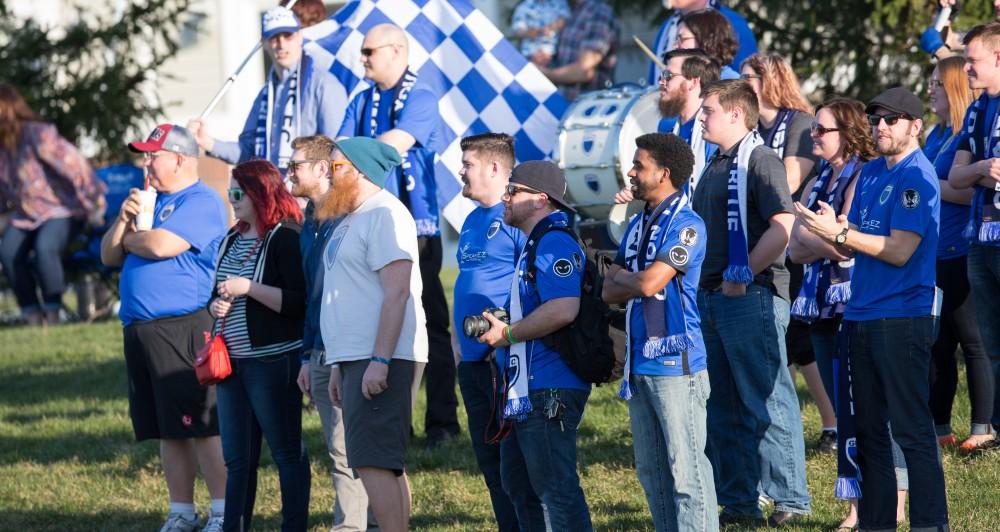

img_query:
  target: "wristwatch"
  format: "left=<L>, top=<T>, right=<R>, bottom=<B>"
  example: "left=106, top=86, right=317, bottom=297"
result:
left=834, top=227, right=850, bottom=246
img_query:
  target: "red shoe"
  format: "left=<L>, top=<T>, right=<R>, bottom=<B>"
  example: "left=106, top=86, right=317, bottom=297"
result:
left=959, top=434, right=998, bottom=453
left=937, top=434, right=957, bottom=448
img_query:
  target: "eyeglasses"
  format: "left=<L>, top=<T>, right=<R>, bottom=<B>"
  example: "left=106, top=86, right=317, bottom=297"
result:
left=675, top=34, right=697, bottom=45
left=810, top=123, right=840, bottom=136
left=928, top=79, right=944, bottom=89
left=330, top=159, right=353, bottom=173
left=868, top=113, right=911, bottom=127
left=740, top=73, right=761, bottom=81
left=659, top=71, right=685, bottom=83
left=143, top=151, right=176, bottom=162
left=287, top=159, right=324, bottom=173
left=228, top=189, right=245, bottom=202
left=504, top=184, right=539, bottom=197
left=360, top=43, right=395, bottom=57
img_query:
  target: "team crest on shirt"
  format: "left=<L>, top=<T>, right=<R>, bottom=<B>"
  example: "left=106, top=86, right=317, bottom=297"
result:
left=879, top=185, right=893, bottom=205
left=679, top=226, right=698, bottom=247
left=901, top=189, right=920, bottom=209
left=159, top=203, right=175, bottom=221
left=553, top=258, right=574, bottom=277
left=487, top=220, right=501, bottom=239
left=668, top=245, right=689, bottom=266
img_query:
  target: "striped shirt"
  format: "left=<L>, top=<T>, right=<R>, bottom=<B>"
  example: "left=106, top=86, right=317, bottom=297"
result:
left=214, top=235, right=302, bottom=358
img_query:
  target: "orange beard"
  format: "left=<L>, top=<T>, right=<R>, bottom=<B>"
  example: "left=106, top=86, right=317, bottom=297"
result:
left=315, top=174, right=361, bottom=220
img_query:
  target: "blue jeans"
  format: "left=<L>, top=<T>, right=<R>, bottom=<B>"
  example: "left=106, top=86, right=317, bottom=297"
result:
left=458, top=361, right=525, bottom=532
left=810, top=328, right=838, bottom=407
left=0, top=217, right=79, bottom=314
left=697, top=284, right=810, bottom=517
left=847, top=318, right=948, bottom=531
left=501, top=387, right=592, bottom=531
left=217, top=353, right=311, bottom=532
left=967, top=244, right=1000, bottom=430
left=629, top=371, right=718, bottom=532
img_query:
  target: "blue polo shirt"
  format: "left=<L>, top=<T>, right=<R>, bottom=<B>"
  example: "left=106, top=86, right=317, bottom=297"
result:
left=614, top=204, right=708, bottom=376
left=498, top=211, right=588, bottom=391
left=118, top=181, right=228, bottom=326
left=338, top=77, right=442, bottom=237
left=454, top=202, right=525, bottom=362
left=924, top=124, right=969, bottom=259
left=845, top=150, right=940, bottom=321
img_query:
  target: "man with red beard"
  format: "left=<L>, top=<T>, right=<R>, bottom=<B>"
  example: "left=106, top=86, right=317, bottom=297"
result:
left=320, top=137, right=427, bottom=532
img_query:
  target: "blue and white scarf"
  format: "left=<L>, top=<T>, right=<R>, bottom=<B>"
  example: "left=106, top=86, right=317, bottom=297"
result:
left=964, top=93, right=1000, bottom=242
left=253, top=54, right=314, bottom=170
left=763, top=108, right=797, bottom=159
left=723, top=131, right=763, bottom=285
left=648, top=0, right=720, bottom=84
left=834, top=321, right=861, bottom=500
left=503, top=214, right=570, bottom=419
left=619, top=192, right=694, bottom=400
left=673, top=110, right=708, bottom=192
left=791, top=157, right=859, bottom=321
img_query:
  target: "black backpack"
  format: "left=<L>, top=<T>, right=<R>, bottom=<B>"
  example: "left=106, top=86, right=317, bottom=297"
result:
left=525, top=226, right=617, bottom=384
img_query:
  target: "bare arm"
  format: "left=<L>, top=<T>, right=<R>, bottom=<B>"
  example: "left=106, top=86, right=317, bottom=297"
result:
left=842, top=226, right=923, bottom=267
left=784, top=156, right=816, bottom=195
left=949, top=150, right=1000, bottom=189
left=478, top=296, right=580, bottom=349
left=372, top=259, right=413, bottom=359
left=122, top=229, right=191, bottom=260
left=541, top=50, right=604, bottom=85
left=610, top=261, right=677, bottom=299
left=602, top=264, right=633, bottom=304
left=796, top=177, right=857, bottom=261
left=101, top=188, right=143, bottom=267
left=378, top=129, right=417, bottom=157
left=788, top=222, right=822, bottom=264
left=940, top=177, right=974, bottom=205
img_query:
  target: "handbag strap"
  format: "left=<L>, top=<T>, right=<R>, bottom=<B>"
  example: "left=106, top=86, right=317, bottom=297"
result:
left=216, top=236, right=264, bottom=333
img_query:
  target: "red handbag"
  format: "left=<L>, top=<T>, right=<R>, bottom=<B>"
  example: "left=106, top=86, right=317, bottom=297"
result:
left=195, top=329, right=231, bottom=385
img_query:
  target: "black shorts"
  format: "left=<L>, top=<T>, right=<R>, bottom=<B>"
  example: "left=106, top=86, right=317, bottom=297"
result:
left=341, top=359, right=415, bottom=475
left=785, top=257, right=816, bottom=366
left=123, top=309, right=219, bottom=441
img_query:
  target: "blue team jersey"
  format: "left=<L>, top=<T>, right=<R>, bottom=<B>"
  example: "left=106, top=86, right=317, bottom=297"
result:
left=338, top=78, right=444, bottom=237
left=454, top=203, right=525, bottom=362
left=924, top=124, right=969, bottom=259
left=118, top=181, right=228, bottom=325
left=499, top=211, right=589, bottom=391
left=845, top=150, right=940, bottom=320
left=617, top=206, right=708, bottom=376
left=955, top=95, right=1000, bottom=248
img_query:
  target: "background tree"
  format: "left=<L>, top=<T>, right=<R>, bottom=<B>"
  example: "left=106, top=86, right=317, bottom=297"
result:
left=0, top=0, right=194, bottom=162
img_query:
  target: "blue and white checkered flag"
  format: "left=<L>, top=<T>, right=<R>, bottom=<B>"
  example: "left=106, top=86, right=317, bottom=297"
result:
left=302, top=0, right=569, bottom=231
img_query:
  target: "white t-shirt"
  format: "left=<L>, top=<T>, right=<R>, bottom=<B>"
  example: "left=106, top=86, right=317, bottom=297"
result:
left=320, top=189, right=428, bottom=363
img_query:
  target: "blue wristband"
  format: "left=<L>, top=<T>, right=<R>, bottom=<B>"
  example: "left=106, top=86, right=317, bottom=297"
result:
left=370, top=355, right=391, bottom=365
left=920, top=27, right=944, bottom=55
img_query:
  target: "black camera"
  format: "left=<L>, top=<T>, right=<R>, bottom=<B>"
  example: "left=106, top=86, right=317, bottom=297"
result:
left=463, top=307, right=509, bottom=338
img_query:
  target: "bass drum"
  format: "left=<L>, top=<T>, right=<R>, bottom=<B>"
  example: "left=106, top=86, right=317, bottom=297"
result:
left=555, top=86, right=661, bottom=245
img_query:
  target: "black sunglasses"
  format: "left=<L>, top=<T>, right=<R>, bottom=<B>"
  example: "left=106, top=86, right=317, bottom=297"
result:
left=868, top=113, right=911, bottom=127
left=810, top=123, right=840, bottom=136
left=504, top=184, right=539, bottom=197
left=360, top=43, right=395, bottom=57
left=228, top=189, right=245, bottom=202
left=287, top=159, right=324, bottom=173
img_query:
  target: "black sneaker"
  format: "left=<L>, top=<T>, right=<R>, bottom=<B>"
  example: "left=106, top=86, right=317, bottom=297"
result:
left=818, top=429, right=838, bottom=454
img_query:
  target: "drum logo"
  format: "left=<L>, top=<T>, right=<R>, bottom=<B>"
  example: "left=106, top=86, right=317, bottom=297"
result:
left=585, top=173, right=600, bottom=192
left=583, top=131, right=595, bottom=154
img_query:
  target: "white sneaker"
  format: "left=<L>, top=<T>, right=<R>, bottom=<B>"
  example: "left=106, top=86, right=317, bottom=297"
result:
left=159, top=512, right=200, bottom=532
left=202, top=511, right=224, bottom=532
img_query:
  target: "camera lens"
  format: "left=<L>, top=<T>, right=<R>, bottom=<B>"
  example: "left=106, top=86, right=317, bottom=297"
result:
left=463, top=315, right=489, bottom=338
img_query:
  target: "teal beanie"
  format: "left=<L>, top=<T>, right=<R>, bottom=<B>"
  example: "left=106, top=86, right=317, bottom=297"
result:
left=334, top=137, right=402, bottom=187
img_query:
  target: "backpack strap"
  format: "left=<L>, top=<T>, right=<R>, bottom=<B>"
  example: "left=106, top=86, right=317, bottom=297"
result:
left=525, top=226, right=585, bottom=285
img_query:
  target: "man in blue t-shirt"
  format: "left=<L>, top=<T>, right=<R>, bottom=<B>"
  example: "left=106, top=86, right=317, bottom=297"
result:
left=337, top=23, right=459, bottom=446
left=948, top=22, right=1000, bottom=436
left=603, top=133, right=717, bottom=531
left=478, top=161, right=593, bottom=531
left=647, top=0, right=757, bottom=86
left=452, top=134, right=539, bottom=532
left=795, top=88, right=949, bottom=531
left=100, top=124, right=229, bottom=531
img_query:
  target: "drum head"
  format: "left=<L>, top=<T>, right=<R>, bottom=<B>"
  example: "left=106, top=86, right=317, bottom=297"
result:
left=607, top=201, right=643, bottom=246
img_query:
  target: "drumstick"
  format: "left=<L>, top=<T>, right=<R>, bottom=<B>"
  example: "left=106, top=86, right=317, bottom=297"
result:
left=633, top=35, right=666, bottom=71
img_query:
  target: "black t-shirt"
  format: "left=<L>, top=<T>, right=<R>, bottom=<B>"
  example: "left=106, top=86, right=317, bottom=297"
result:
left=692, top=143, right=794, bottom=300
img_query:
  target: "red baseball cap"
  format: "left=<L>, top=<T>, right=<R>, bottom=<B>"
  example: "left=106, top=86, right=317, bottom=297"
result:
left=128, top=124, right=200, bottom=157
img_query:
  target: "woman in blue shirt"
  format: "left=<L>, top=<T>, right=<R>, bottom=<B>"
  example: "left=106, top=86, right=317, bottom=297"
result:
left=924, top=56, right=995, bottom=452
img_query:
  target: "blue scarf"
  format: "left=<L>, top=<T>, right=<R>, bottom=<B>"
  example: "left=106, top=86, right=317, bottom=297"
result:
left=619, top=192, right=694, bottom=400
left=965, top=93, right=1000, bottom=242
left=253, top=54, right=314, bottom=169
left=791, top=158, right=859, bottom=321
left=723, top=131, right=763, bottom=285
left=763, top=109, right=797, bottom=159
left=834, top=321, right=862, bottom=500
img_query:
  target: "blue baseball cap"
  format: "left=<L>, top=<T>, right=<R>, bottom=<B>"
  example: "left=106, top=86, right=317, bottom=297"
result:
left=261, top=7, right=300, bottom=39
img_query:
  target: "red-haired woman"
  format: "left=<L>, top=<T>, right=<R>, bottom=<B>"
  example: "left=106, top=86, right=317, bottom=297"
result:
left=0, top=83, right=106, bottom=325
left=208, top=159, right=308, bottom=531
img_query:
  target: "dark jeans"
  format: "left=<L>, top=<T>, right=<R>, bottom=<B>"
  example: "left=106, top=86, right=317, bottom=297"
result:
left=501, top=388, right=591, bottom=531
left=848, top=317, right=948, bottom=531
left=930, top=255, right=993, bottom=434
left=217, top=353, right=310, bottom=532
left=457, top=361, right=524, bottom=532
left=967, top=244, right=1000, bottom=430
left=417, top=236, right=459, bottom=439
left=0, top=217, right=79, bottom=314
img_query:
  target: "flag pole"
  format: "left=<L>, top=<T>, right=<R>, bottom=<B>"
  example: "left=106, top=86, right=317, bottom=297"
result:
left=633, top=35, right=665, bottom=72
left=198, top=0, right=299, bottom=119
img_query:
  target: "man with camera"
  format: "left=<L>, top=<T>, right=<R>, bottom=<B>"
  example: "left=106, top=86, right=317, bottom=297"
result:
left=602, top=133, right=717, bottom=531
left=452, top=133, right=541, bottom=531
left=478, top=160, right=593, bottom=531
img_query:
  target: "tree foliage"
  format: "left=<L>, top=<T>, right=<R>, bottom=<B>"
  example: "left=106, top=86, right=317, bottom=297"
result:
left=0, top=1, right=194, bottom=162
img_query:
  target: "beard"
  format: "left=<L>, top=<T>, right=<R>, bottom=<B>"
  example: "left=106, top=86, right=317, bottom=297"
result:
left=290, top=179, right=319, bottom=199
left=315, top=175, right=361, bottom=220
left=658, top=90, right=685, bottom=118
left=875, top=134, right=909, bottom=157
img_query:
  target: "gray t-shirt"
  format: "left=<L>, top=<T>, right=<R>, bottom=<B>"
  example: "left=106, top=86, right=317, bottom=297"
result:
left=691, top=143, right=794, bottom=300
left=758, top=110, right=817, bottom=164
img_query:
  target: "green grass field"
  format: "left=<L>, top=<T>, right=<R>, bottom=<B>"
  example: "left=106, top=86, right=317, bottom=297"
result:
left=1, top=269, right=999, bottom=531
